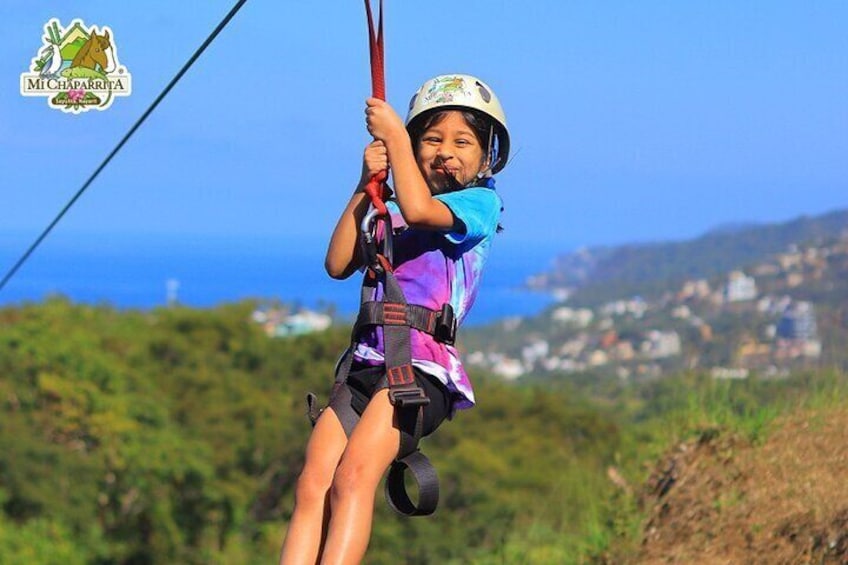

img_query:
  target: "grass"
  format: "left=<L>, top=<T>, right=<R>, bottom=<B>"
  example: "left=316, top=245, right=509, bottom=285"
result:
left=579, top=368, right=848, bottom=563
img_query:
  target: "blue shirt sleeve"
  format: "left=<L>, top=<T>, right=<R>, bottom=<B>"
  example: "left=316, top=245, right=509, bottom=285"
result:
left=435, top=188, right=502, bottom=245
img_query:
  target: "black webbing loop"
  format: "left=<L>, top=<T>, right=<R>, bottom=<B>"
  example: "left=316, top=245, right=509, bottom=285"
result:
left=306, top=392, right=321, bottom=426
left=385, top=451, right=439, bottom=516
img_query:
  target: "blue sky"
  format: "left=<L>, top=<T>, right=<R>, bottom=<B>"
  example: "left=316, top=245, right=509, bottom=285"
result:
left=2, top=1, right=846, bottom=256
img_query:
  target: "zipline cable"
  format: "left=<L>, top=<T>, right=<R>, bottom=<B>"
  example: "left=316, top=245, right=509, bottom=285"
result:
left=0, top=0, right=249, bottom=293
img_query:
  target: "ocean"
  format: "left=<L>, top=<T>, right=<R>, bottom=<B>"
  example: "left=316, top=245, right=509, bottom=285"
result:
left=0, top=233, right=564, bottom=326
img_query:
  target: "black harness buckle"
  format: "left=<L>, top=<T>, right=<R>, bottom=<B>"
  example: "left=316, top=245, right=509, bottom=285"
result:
left=388, top=386, right=431, bottom=408
left=435, top=303, right=456, bottom=345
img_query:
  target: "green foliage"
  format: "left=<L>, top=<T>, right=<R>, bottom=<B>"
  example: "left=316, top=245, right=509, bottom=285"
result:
left=2, top=298, right=847, bottom=563
left=0, top=298, right=336, bottom=563
left=0, top=513, right=96, bottom=565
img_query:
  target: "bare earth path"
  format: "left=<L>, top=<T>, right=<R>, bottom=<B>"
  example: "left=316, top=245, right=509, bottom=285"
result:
left=633, top=407, right=848, bottom=564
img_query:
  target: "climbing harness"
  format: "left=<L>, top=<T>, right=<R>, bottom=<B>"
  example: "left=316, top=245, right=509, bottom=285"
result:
left=307, top=254, right=456, bottom=516
left=305, top=0, right=448, bottom=517
left=306, top=205, right=453, bottom=516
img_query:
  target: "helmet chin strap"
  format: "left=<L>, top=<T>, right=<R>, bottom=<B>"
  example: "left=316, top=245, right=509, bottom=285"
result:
left=476, top=125, right=499, bottom=180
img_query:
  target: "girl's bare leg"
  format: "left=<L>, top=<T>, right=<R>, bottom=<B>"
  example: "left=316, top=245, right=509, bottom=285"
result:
left=320, top=389, right=400, bottom=564
left=279, top=408, right=348, bottom=565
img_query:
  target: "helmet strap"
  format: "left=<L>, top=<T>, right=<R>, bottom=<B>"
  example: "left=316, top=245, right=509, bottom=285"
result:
left=476, top=125, right=497, bottom=180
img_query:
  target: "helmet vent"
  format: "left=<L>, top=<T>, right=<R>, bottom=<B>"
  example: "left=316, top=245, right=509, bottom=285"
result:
left=476, top=82, right=491, bottom=103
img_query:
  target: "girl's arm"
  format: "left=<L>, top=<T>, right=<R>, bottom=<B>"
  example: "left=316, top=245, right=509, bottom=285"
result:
left=324, top=189, right=369, bottom=280
left=324, top=141, right=387, bottom=279
left=365, top=98, right=456, bottom=230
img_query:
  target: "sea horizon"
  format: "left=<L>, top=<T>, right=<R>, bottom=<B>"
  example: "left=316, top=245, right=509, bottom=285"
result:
left=0, top=231, right=567, bottom=326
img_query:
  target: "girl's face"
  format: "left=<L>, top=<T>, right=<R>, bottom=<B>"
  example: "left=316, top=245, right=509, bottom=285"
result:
left=415, top=111, right=488, bottom=194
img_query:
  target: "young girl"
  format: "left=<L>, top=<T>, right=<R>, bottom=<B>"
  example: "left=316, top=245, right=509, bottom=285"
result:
left=279, top=74, right=510, bottom=564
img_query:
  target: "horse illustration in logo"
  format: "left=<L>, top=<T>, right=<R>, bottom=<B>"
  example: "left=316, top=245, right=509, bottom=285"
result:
left=70, top=28, right=113, bottom=73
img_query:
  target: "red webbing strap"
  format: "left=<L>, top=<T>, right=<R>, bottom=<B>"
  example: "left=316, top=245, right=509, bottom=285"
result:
left=364, top=0, right=388, bottom=216
left=365, top=0, right=385, bottom=100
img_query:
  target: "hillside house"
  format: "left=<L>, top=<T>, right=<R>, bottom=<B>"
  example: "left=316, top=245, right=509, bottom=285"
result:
left=777, top=301, right=817, bottom=341
left=725, top=271, right=758, bottom=302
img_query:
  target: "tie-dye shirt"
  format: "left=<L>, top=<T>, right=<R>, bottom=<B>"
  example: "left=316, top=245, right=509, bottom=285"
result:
left=352, top=185, right=502, bottom=411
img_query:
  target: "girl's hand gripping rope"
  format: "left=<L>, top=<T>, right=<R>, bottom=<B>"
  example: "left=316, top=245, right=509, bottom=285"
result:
left=364, top=98, right=406, bottom=215
left=364, top=97, right=405, bottom=215
left=362, top=140, right=389, bottom=216
left=365, top=97, right=406, bottom=144
left=361, top=140, right=389, bottom=190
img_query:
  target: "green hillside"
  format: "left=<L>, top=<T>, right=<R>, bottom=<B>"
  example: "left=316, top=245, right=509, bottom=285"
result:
left=2, top=298, right=846, bottom=563
left=0, top=298, right=629, bottom=563
left=532, top=209, right=848, bottom=305
left=60, top=38, right=86, bottom=61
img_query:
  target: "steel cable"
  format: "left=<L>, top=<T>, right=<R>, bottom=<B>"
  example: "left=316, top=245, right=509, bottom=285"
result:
left=0, top=0, right=249, bottom=292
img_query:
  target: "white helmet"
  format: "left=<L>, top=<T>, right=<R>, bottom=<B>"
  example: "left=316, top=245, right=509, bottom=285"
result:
left=405, top=74, right=510, bottom=174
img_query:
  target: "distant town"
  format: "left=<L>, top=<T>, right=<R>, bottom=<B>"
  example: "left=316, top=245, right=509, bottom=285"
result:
left=252, top=305, right=332, bottom=338
left=250, top=219, right=848, bottom=385
left=465, top=232, right=848, bottom=381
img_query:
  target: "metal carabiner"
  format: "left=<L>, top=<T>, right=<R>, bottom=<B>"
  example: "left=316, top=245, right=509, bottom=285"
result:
left=361, top=206, right=384, bottom=274
left=361, top=205, right=393, bottom=275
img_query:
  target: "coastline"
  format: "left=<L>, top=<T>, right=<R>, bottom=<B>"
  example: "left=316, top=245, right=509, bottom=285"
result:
left=0, top=232, right=563, bottom=326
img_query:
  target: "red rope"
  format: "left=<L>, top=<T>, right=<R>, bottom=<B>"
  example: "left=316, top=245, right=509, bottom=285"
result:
left=365, top=0, right=385, bottom=101
left=364, top=0, right=388, bottom=216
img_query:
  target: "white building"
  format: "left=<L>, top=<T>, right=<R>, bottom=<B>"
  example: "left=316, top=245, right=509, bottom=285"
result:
left=273, top=310, right=332, bottom=337
left=522, top=339, right=550, bottom=366
left=671, top=305, right=692, bottom=319
left=725, top=271, right=758, bottom=302
left=492, top=357, right=525, bottom=380
left=641, top=330, right=682, bottom=359
left=550, top=306, right=594, bottom=328
left=776, top=301, right=818, bottom=341
left=600, top=297, right=648, bottom=319
left=711, top=367, right=750, bottom=380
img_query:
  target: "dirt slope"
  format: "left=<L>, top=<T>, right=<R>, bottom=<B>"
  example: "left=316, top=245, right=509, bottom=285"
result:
left=633, top=408, right=848, bottom=564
